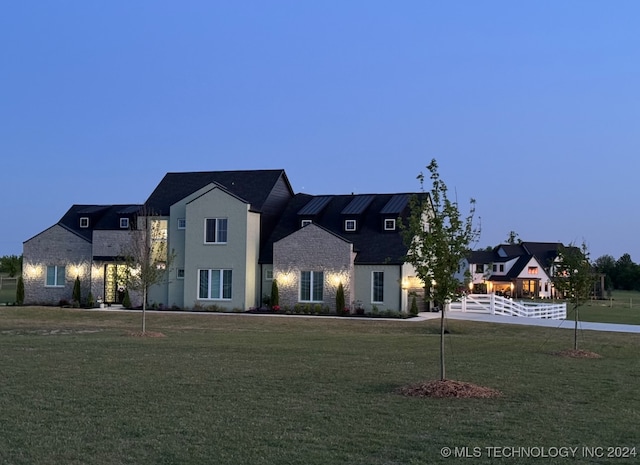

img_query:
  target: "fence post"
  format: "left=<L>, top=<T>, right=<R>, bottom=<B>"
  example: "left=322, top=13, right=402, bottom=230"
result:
left=490, top=293, right=495, bottom=315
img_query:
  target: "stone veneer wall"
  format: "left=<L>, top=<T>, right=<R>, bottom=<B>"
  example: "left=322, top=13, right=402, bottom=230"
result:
left=23, top=226, right=93, bottom=305
left=273, top=224, right=355, bottom=312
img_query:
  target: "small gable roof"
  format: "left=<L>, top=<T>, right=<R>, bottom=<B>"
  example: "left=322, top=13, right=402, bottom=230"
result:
left=144, top=169, right=292, bottom=215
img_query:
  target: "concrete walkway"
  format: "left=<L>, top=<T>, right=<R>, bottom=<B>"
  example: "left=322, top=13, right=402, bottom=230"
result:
left=423, top=311, right=640, bottom=334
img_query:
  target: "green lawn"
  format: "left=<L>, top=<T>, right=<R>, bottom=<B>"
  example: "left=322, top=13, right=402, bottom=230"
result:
left=1, top=307, right=639, bottom=464
left=565, top=290, right=640, bottom=325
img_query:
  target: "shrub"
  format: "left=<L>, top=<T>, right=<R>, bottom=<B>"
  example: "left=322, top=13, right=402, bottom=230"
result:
left=410, top=295, right=419, bottom=316
left=72, top=276, right=82, bottom=306
left=122, top=289, right=132, bottom=309
left=335, top=282, right=345, bottom=315
left=16, top=276, right=24, bottom=305
left=87, top=292, right=95, bottom=308
left=271, top=279, right=279, bottom=309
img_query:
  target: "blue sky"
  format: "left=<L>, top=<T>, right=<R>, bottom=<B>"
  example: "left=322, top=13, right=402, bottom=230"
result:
left=2, top=1, right=638, bottom=262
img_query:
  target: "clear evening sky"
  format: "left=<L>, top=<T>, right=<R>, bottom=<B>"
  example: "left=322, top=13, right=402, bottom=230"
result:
left=1, top=1, right=638, bottom=262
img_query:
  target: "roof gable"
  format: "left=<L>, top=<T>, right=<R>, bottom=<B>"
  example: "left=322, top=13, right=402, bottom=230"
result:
left=144, top=169, right=290, bottom=215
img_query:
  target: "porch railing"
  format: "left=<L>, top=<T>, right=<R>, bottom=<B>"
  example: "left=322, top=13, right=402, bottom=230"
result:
left=449, top=294, right=566, bottom=319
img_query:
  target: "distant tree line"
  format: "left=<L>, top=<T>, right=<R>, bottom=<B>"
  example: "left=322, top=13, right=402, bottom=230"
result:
left=0, top=255, right=22, bottom=277
left=594, top=253, right=640, bottom=292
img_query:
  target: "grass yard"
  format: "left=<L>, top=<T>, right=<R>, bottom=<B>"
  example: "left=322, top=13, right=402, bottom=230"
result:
left=566, top=290, right=640, bottom=325
left=1, top=308, right=639, bottom=464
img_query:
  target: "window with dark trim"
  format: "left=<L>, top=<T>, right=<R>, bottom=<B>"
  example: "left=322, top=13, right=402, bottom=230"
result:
left=204, top=218, right=228, bottom=244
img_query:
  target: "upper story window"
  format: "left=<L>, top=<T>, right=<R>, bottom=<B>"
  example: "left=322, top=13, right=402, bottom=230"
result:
left=205, top=218, right=228, bottom=244
left=177, top=218, right=186, bottom=230
left=384, top=219, right=396, bottom=231
left=475, top=264, right=484, bottom=273
left=499, top=264, right=504, bottom=272
left=301, top=219, right=312, bottom=227
left=177, top=269, right=185, bottom=280
left=79, top=217, right=89, bottom=228
left=120, top=218, right=129, bottom=229
left=345, top=219, right=356, bottom=232
left=528, top=266, right=539, bottom=275
left=46, top=265, right=65, bottom=287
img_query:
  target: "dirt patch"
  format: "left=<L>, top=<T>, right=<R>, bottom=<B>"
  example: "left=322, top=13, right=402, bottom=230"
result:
left=127, top=331, right=166, bottom=338
left=397, top=379, right=502, bottom=399
left=553, top=349, right=602, bottom=359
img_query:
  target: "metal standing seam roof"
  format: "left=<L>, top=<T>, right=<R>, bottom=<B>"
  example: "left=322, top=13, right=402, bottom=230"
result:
left=380, top=194, right=409, bottom=214
left=340, top=194, right=375, bottom=215
left=297, top=196, right=333, bottom=215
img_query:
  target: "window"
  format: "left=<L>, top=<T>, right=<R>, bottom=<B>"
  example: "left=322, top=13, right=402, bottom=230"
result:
left=79, top=217, right=89, bottom=228
left=46, top=265, right=65, bottom=287
left=492, top=264, right=497, bottom=272
left=384, top=219, right=396, bottom=231
left=301, top=219, right=312, bottom=227
left=178, top=218, right=186, bottom=230
left=120, top=218, right=129, bottom=229
left=528, top=266, right=539, bottom=275
left=499, top=264, right=504, bottom=272
left=475, top=264, right=484, bottom=273
left=372, top=271, right=384, bottom=303
left=198, top=269, right=232, bottom=299
left=345, top=219, right=356, bottom=231
left=265, top=269, right=273, bottom=281
left=300, top=271, right=323, bottom=302
left=204, top=218, right=228, bottom=244
left=177, top=269, right=185, bottom=279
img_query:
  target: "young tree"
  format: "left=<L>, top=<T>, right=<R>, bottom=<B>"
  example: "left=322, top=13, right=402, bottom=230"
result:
left=121, top=211, right=174, bottom=334
left=402, top=159, right=480, bottom=380
left=553, top=242, right=595, bottom=350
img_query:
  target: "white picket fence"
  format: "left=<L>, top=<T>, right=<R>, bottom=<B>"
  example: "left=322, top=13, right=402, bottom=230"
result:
left=449, top=293, right=566, bottom=319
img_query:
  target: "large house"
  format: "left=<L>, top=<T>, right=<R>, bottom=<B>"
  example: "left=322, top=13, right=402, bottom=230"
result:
left=22, top=169, right=429, bottom=313
left=460, top=242, right=585, bottom=299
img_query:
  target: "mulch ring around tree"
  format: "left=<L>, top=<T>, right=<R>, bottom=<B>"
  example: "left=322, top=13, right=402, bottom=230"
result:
left=127, top=331, right=166, bottom=338
left=552, top=349, right=602, bottom=359
left=396, top=379, right=502, bottom=399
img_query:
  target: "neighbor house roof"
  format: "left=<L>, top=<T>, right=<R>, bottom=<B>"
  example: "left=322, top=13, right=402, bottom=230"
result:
left=144, top=169, right=292, bottom=215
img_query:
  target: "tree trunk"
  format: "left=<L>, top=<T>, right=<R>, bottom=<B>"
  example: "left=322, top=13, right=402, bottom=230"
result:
left=142, top=287, right=147, bottom=334
left=440, top=303, right=446, bottom=380
left=573, top=306, right=578, bottom=351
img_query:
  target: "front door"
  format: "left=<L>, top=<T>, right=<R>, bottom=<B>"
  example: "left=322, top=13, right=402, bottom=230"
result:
left=104, top=264, right=127, bottom=304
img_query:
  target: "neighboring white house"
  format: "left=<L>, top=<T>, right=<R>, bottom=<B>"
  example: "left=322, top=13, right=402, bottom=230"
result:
left=457, top=242, right=569, bottom=299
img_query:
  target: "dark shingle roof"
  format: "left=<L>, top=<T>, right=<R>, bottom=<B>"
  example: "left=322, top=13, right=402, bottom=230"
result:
left=144, top=169, right=289, bottom=215
left=57, top=204, right=143, bottom=241
left=261, top=192, right=426, bottom=264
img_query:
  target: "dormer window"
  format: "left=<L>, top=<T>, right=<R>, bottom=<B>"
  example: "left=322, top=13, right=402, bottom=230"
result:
left=301, top=219, right=312, bottom=227
left=344, top=219, right=356, bottom=232
left=80, top=217, right=89, bottom=228
left=120, top=218, right=129, bottom=229
left=384, top=218, right=396, bottom=231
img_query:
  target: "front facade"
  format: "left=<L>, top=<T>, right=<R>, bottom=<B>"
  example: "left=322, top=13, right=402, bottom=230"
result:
left=23, top=170, right=428, bottom=314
